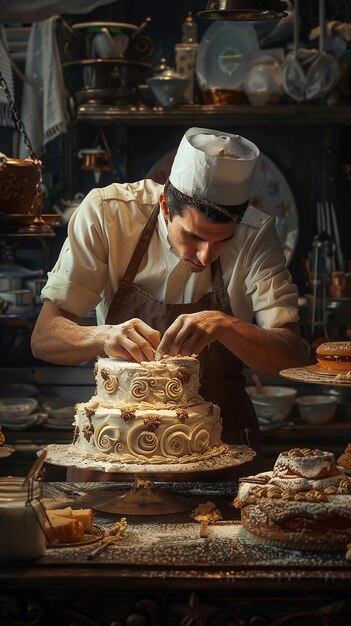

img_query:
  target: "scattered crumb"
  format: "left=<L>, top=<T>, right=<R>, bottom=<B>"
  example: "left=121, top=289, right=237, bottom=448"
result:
left=108, top=517, right=128, bottom=541
left=190, top=501, right=222, bottom=538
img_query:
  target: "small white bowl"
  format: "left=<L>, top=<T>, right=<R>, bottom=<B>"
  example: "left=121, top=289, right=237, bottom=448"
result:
left=246, top=385, right=297, bottom=423
left=296, top=395, right=338, bottom=425
left=42, top=398, right=76, bottom=420
left=0, top=397, right=38, bottom=420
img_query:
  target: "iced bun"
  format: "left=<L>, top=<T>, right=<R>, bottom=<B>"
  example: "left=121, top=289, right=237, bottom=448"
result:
left=316, top=342, right=351, bottom=372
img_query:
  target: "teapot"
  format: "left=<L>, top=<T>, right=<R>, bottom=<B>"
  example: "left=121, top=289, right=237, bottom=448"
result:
left=146, top=59, right=188, bottom=107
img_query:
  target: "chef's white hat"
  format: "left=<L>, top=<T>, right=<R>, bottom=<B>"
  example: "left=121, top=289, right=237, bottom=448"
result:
left=169, top=127, right=259, bottom=205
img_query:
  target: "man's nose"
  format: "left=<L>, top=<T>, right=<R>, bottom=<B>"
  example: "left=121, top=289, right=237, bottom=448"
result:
left=197, top=243, right=214, bottom=266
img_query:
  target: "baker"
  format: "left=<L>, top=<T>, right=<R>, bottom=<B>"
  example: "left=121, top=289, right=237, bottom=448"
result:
left=31, top=127, right=307, bottom=460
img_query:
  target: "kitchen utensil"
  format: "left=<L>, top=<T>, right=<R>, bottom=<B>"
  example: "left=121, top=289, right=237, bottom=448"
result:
left=252, top=373, right=266, bottom=395
left=280, top=0, right=340, bottom=102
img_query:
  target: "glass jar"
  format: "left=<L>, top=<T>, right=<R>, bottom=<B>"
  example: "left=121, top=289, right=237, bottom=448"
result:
left=0, top=477, right=46, bottom=561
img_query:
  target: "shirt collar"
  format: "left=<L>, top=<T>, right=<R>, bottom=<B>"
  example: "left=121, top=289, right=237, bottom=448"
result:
left=157, top=206, right=180, bottom=259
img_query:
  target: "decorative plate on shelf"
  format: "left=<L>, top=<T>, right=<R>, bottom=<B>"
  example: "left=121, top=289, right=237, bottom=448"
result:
left=147, top=150, right=299, bottom=263
left=196, top=21, right=259, bottom=91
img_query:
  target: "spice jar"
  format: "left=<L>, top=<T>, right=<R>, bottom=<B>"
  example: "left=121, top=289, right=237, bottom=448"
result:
left=0, top=477, right=46, bottom=561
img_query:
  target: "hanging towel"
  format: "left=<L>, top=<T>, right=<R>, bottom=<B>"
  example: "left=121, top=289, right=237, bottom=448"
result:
left=19, top=16, right=69, bottom=159
left=0, top=26, right=15, bottom=128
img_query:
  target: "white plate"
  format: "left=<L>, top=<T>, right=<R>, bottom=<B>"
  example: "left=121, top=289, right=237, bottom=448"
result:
left=0, top=414, right=44, bottom=430
left=196, top=21, right=259, bottom=91
left=0, top=384, right=39, bottom=398
left=147, top=151, right=299, bottom=264
left=42, top=422, right=73, bottom=431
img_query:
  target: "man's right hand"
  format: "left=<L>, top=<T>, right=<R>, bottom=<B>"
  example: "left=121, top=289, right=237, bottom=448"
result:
left=103, top=318, right=161, bottom=362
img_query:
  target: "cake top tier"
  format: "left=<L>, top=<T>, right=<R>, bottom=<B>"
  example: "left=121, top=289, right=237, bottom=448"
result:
left=95, top=356, right=202, bottom=405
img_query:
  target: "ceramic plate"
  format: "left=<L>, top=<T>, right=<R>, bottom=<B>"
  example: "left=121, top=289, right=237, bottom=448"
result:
left=47, top=524, right=104, bottom=548
left=72, top=22, right=137, bottom=32
left=280, top=366, right=351, bottom=387
left=147, top=151, right=298, bottom=263
left=196, top=21, right=259, bottom=91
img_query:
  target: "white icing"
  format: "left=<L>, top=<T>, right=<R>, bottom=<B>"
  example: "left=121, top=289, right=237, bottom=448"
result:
left=96, top=357, right=201, bottom=404
left=73, top=356, right=225, bottom=464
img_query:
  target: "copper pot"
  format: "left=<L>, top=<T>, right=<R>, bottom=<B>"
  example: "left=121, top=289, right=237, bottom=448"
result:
left=79, top=149, right=113, bottom=172
left=0, top=154, right=42, bottom=215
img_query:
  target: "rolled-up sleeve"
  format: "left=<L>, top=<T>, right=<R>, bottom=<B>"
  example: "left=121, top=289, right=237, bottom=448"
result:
left=244, top=217, right=299, bottom=328
left=41, top=189, right=108, bottom=317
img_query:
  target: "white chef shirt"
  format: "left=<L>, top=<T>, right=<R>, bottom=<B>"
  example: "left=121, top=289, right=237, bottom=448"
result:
left=41, top=179, right=299, bottom=328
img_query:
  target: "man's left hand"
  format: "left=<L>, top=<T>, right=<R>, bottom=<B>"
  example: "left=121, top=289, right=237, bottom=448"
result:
left=156, top=311, right=228, bottom=358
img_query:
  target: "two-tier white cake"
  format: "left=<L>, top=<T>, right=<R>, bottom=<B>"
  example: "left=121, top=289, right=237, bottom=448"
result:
left=72, top=356, right=228, bottom=464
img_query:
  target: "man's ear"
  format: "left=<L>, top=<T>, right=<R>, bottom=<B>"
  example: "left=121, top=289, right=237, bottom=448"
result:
left=159, top=193, right=170, bottom=220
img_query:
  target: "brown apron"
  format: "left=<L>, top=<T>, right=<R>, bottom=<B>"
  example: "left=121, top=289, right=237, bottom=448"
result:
left=106, top=205, right=262, bottom=460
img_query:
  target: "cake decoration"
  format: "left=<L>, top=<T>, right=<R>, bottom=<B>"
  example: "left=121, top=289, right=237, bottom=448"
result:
left=72, top=356, right=227, bottom=464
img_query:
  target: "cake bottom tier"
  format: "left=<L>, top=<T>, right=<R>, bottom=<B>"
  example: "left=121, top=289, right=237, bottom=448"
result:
left=72, top=400, right=228, bottom=464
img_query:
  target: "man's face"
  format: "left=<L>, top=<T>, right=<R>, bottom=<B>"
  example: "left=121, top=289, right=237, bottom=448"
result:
left=160, top=194, right=237, bottom=273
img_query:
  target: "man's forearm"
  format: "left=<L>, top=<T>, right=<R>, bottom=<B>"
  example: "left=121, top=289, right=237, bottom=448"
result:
left=31, top=316, right=110, bottom=365
left=218, top=316, right=308, bottom=375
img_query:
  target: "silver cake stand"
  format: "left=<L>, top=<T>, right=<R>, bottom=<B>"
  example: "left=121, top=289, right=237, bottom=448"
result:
left=42, top=443, right=256, bottom=515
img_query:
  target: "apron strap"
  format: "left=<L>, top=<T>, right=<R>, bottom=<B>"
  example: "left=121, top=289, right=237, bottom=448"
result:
left=211, top=257, right=225, bottom=291
left=122, top=204, right=160, bottom=285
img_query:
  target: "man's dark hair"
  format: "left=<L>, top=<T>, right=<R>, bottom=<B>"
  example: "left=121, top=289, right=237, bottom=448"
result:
left=163, top=180, right=249, bottom=224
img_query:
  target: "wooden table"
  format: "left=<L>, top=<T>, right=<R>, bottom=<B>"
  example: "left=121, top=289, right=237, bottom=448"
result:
left=1, top=481, right=351, bottom=626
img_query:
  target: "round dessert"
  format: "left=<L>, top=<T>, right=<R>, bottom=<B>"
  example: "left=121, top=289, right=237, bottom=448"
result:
left=337, top=443, right=351, bottom=473
left=316, top=341, right=351, bottom=372
left=272, top=448, right=338, bottom=479
left=234, top=448, right=351, bottom=552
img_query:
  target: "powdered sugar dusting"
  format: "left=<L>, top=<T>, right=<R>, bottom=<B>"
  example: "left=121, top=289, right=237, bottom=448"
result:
left=44, top=443, right=255, bottom=475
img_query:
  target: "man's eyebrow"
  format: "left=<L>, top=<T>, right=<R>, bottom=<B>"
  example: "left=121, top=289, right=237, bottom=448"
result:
left=185, top=229, right=235, bottom=243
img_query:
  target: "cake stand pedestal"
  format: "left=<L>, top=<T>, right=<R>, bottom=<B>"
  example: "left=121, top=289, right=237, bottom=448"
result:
left=42, top=443, right=256, bottom=515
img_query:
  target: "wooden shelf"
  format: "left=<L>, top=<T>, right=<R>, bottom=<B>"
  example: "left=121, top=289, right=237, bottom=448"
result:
left=76, top=103, right=351, bottom=126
